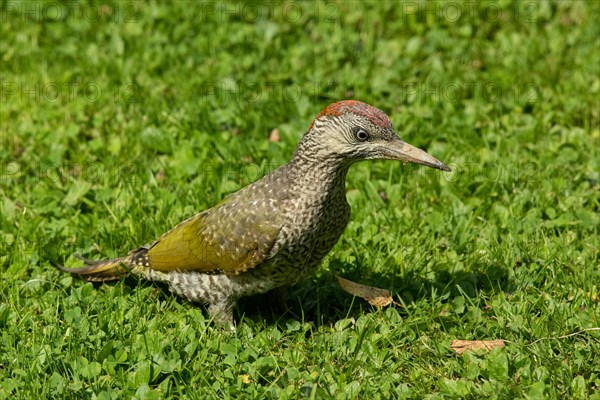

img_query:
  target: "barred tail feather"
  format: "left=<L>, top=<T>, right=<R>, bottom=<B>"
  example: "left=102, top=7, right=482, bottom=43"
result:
left=53, top=255, right=131, bottom=282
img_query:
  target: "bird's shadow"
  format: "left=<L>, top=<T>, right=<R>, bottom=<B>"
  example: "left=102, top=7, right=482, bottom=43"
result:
left=236, top=258, right=517, bottom=329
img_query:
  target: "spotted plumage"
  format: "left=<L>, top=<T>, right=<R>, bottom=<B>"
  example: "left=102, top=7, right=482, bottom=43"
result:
left=55, top=100, right=450, bottom=326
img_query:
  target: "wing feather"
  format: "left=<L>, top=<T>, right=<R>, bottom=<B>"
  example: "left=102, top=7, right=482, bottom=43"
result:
left=147, top=198, right=282, bottom=274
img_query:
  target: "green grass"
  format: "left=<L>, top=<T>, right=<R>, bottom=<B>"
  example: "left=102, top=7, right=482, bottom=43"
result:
left=1, top=0, right=599, bottom=398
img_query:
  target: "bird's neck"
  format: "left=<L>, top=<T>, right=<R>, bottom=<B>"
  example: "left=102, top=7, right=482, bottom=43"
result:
left=287, top=148, right=351, bottom=198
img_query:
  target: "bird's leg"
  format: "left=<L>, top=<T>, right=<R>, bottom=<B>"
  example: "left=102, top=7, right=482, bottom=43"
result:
left=270, top=286, right=289, bottom=312
left=207, top=297, right=236, bottom=330
left=269, top=286, right=302, bottom=320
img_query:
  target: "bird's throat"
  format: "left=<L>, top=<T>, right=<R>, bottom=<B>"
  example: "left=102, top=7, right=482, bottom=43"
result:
left=286, top=156, right=351, bottom=205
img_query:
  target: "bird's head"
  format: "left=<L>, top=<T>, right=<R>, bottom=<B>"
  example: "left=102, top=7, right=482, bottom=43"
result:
left=299, top=100, right=451, bottom=172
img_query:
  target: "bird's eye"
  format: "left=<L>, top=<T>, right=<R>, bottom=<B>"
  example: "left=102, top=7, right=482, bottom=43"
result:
left=354, top=128, right=369, bottom=142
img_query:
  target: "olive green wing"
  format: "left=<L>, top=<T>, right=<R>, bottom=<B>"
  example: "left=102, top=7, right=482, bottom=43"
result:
left=146, top=198, right=283, bottom=275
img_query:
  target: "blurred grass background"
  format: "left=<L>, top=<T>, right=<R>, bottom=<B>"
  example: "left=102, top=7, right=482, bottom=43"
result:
left=0, top=1, right=598, bottom=398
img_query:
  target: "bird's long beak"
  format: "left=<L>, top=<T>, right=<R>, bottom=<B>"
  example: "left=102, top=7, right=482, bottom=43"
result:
left=383, top=138, right=451, bottom=172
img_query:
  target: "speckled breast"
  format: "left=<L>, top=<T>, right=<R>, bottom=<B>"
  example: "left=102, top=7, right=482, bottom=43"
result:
left=264, top=190, right=351, bottom=286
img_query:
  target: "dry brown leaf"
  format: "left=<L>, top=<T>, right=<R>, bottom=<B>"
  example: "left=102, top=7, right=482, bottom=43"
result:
left=269, top=129, right=280, bottom=142
left=155, top=170, right=166, bottom=182
left=336, top=275, right=394, bottom=307
left=450, top=339, right=506, bottom=354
